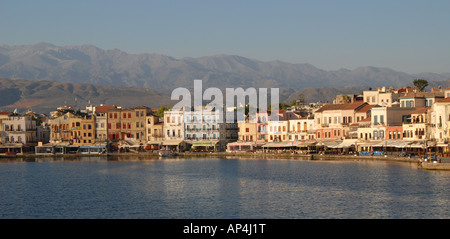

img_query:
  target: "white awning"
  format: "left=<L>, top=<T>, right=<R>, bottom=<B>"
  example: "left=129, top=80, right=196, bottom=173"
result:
left=330, top=142, right=355, bottom=148
left=163, top=140, right=184, bottom=146
left=263, top=142, right=288, bottom=148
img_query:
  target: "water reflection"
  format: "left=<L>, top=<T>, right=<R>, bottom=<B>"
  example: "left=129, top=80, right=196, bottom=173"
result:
left=1, top=157, right=450, bottom=218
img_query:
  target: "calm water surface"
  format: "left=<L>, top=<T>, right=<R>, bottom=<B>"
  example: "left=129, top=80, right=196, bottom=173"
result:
left=0, top=156, right=449, bottom=219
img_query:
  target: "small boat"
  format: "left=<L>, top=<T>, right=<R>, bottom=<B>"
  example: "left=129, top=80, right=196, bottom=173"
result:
left=158, top=150, right=177, bottom=157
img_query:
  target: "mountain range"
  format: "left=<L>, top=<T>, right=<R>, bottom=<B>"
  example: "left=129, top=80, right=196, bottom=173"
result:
left=1, top=42, right=450, bottom=113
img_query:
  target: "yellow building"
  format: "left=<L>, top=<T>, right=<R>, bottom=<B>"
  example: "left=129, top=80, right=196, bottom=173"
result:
left=238, top=122, right=258, bottom=142
left=70, top=116, right=95, bottom=145
left=402, top=107, right=429, bottom=141
left=267, top=120, right=289, bottom=142
left=146, top=114, right=164, bottom=149
left=48, top=112, right=77, bottom=144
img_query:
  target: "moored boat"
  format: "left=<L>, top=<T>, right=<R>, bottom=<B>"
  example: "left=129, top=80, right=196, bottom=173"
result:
left=159, top=150, right=177, bottom=157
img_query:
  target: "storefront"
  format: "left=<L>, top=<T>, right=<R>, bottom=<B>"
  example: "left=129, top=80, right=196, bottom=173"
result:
left=191, top=140, right=220, bottom=152
left=226, top=142, right=265, bottom=152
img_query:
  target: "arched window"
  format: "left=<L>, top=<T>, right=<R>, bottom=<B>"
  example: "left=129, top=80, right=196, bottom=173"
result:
left=379, top=130, right=384, bottom=139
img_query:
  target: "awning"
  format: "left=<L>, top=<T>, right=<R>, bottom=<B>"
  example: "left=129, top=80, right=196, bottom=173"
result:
left=147, top=141, right=163, bottom=145
left=192, top=140, right=219, bottom=146
left=316, top=141, right=341, bottom=148
left=227, top=142, right=265, bottom=147
left=295, top=141, right=317, bottom=147
left=355, top=142, right=376, bottom=147
left=329, top=142, right=355, bottom=148
left=409, top=142, right=426, bottom=148
left=371, top=140, right=412, bottom=148
left=163, top=140, right=184, bottom=146
left=394, top=141, right=413, bottom=148
left=263, top=142, right=288, bottom=148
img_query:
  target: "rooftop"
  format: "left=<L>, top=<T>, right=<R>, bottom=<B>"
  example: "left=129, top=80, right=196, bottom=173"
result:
left=95, top=105, right=116, bottom=113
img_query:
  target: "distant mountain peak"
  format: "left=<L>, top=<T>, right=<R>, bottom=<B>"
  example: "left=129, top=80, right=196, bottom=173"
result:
left=0, top=42, right=449, bottom=93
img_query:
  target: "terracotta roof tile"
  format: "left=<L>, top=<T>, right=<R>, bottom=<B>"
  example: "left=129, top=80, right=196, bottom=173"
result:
left=409, top=107, right=429, bottom=115
left=95, top=105, right=116, bottom=113
left=436, top=97, right=450, bottom=103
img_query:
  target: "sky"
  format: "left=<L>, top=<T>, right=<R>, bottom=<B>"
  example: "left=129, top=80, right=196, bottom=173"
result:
left=1, top=0, right=450, bottom=74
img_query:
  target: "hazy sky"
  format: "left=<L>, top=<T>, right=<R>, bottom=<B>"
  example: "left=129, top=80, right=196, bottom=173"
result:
left=1, top=0, right=449, bottom=74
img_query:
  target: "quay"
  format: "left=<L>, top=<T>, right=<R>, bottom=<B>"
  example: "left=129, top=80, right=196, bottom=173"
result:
left=419, top=162, right=450, bottom=170
left=4, top=150, right=450, bottom=170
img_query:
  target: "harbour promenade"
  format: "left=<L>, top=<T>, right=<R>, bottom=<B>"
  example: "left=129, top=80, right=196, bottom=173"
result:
left=2, top=150, right=450, bottom=170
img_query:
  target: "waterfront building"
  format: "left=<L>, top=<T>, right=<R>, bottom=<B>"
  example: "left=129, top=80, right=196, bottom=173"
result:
left=267, top=120, right=289, bottom=142
left=333, top=94, right=363, bottom=104
left=429, top=97, right=450, bottom=148
left=48, top=112, right=78, bottom=144
left=255, top=111, right=270, bottom=142
left=357, top=117, right=372, bottom=141
left=0, top=111, right=11, bottom=143
left=288, top=117, right=315, bottom=141
left=386, top=126, right=403, bottom=140
left=399, top=91, right=444, bottom=108
left=146, top=113, right=165, bottom=150
left=370, top=104, right=415, bottom=141
left=443, top=87, right=450, bottom=98
left=238, top=120, right=258, bottom=142
left=363, top=87, right=400, bottom=107
left=107, top=106, right=152, bottom=149
left=69, top=116, right=95, bottom=145
left=314, top=102, right=372, bottom=140
left=184, top=106, right=238, bottom=151
left=1, top=115, right=37, bottom=145
left=402, top=107, right=430, bottom=141
left=37, top=121, right=50, bottom=144
left=94, top=105, right=117, bottom=143
left=163, top=108, right=185, bottom=151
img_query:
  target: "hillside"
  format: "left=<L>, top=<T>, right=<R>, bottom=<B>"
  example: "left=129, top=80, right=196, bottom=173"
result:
left=2, top=42, right=450, bottom=94
left=0, top=78, right=171, bottom=114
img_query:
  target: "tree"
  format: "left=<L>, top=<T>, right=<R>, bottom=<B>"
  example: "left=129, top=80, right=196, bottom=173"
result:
left=154, top=106, right=170, bottom=118
left=413, top=79, right=428, bottom=92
